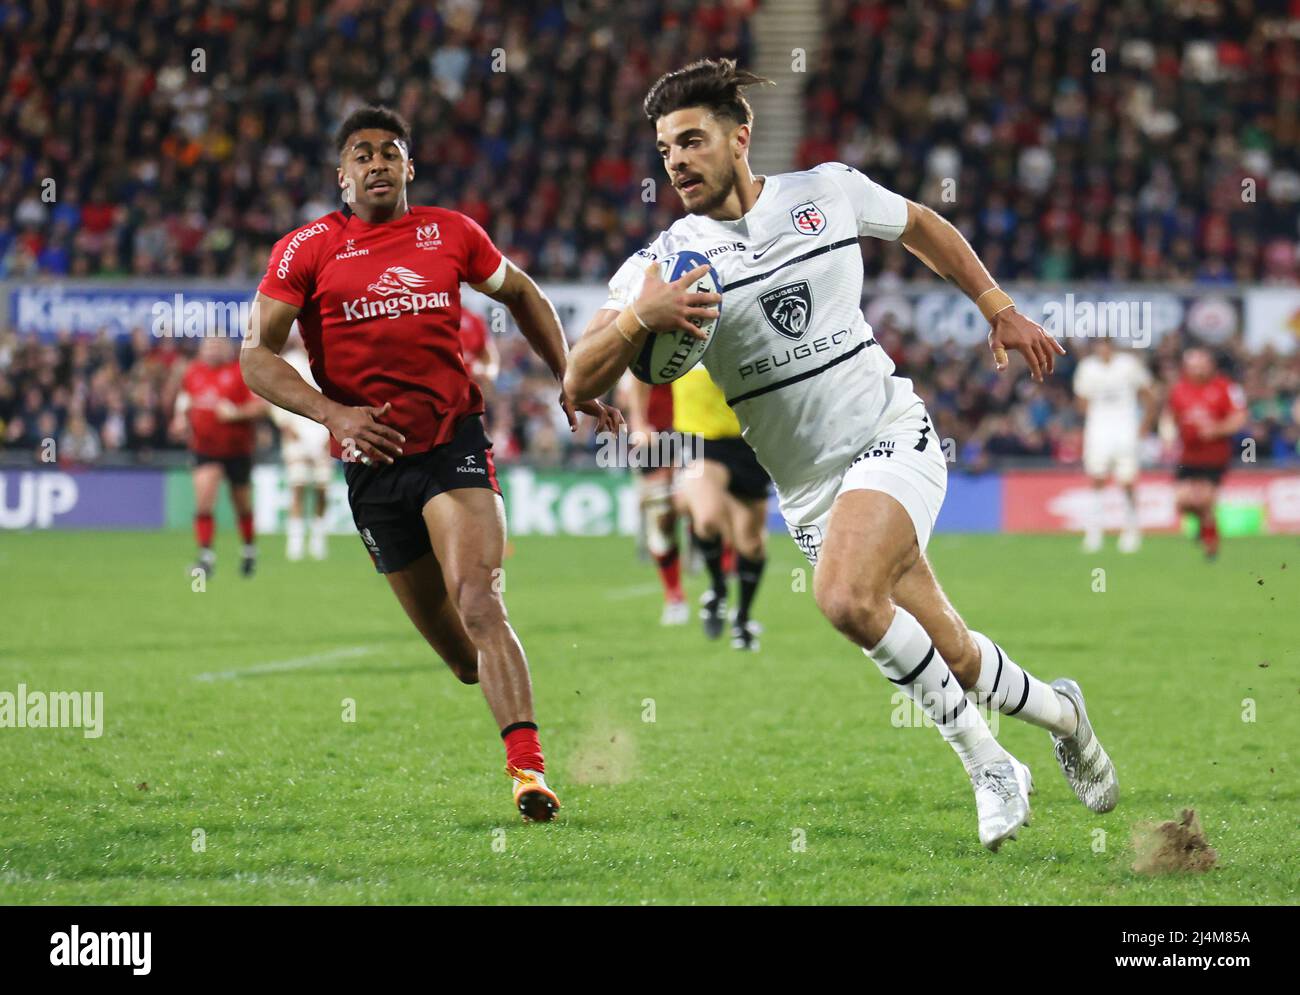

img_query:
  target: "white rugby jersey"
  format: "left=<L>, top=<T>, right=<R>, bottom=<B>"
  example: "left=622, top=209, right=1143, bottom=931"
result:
left=603, top=162, right=911, bottom=508
left=271, top=346, right=332, bottom=450
left=1073, top=351, right=1151, bottom=440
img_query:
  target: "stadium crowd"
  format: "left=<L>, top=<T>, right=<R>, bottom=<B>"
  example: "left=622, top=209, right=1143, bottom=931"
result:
left=2, top=0, right=756, bottom=282
left=3, top=324, right=1298, bottom=468
left=808, top=0, right=1300, bottom=285
left=1, top=0, right=1298, bottom=467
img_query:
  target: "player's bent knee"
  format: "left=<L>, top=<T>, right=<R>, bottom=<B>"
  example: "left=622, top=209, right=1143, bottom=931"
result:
left=692, top=511, right=726, bottom=539
left=452, top=584, right=508, bottom=637
left=446, top=650, right=479, bottom=684
left=814, top=577, right=890, bottom=644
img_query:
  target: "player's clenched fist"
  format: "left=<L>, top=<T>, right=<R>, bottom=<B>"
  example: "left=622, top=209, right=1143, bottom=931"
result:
left=324, top=400, right=405, bottom=465
left=634, top=262, right=721, bottom=340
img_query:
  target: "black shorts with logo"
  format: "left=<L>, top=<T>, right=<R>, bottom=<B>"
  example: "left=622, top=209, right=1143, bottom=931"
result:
left=700, top=436, right=772, bottom=502
left=1175, top=463, right=1227, bottom=486
left=193, top=452, right=253, bottom=487
left=344, top=414, right=500, bottom=574
left=637, top=430, right=685, bottom=476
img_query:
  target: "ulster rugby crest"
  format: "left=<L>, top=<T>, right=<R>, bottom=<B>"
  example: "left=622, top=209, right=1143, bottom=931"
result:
left=759, top=281, right=813, bottom=340
left=416, top=223, right=442, bottom=249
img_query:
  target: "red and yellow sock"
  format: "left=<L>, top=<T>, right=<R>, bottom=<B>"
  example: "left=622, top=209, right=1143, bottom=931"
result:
left=502, top=721, right=544, bottom=774
left=195, top=513, right=214, bottom=548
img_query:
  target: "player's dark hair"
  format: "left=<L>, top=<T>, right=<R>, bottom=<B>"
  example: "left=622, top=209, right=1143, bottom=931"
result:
left=335, top=106, right=410, bottom=155
left=642, top=58, right=773, bottom=126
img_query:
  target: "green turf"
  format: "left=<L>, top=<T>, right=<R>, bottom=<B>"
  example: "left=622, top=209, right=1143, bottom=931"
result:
left=0, top=529, right=1296, bottom=905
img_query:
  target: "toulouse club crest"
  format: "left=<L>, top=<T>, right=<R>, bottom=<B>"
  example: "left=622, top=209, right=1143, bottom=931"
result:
left=789, top=201, right=825, bottom=235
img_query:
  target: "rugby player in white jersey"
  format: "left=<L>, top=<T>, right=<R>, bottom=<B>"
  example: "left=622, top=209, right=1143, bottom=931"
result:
left=271, top=334, right=335, bottom=561
left=564, top=59, right=1119, bottom=851
left=1073, top=338, right=1156, bottom=553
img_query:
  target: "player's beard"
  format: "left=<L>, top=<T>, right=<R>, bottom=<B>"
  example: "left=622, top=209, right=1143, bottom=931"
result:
left=685, top=164, right=737, bottom=216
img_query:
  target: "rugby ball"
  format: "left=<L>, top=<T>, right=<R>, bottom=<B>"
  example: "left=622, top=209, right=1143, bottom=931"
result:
left=629, top=250, right=722, bottom=384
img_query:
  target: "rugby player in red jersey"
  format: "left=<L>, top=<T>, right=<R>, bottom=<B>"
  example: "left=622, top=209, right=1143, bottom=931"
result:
left=1166, top=348, right=1247, bottom=560
left=239, top=107, right=622, bottom=821
left=171, top=337, right=266, bottom=579
left=617, top=376, right=688, bottom=625
left=458, top=306, right=500, bottom=385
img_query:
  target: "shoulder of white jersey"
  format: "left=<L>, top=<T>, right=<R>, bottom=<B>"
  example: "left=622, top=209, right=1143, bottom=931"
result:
left=604, top=237, right=670, bottom=311
left=803, top=160, right=877, bottom=194
left=1072, top=356, right=1094, bottom=389
left=791, top=161, right=909, bottom=240
left=1124, top=351, right=1153, bottom=380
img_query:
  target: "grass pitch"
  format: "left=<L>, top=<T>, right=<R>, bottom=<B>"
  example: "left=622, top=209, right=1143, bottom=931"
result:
left=1, top=528, right=1296, bottom=905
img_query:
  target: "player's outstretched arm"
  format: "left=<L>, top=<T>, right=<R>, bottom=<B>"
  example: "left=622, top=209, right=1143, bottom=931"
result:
left=899, top=201, right=1065, bottom=381
left=481, top=261, right=623, bottom=434
left=1211, top=399, right=1248, bottom=439
left=565, top=263, right=720, bottom=402
left=240, top=292, right=404, bottom=464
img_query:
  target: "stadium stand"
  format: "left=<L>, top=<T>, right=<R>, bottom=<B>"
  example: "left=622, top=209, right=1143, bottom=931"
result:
left=1, top=0, right=1296, bottom=466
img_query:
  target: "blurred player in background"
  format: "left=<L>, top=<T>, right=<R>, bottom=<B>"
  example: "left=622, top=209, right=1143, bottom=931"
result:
left=171, top=337, right=265, bottom=580
left=239, top=106, right=621, bottom=821
left=459, top=306, right=500, bottom=386
left=1167, top=348, right=1247, bottom=561
left=619, top=375, right=688, bottom=624
left=270, top=333, right=333, bottom=561
left=1072, top=338, right=1156, bottom=553
left=672, top=365, right=769, bottom=650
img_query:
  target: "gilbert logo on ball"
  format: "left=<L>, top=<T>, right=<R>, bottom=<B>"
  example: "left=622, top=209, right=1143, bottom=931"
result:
left=629, top=250, right=723, bottom=385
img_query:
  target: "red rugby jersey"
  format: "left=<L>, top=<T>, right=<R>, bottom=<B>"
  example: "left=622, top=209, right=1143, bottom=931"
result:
left=257, top=206, right=505, bottom=456
left=459, top=308, right=490, bottom=367
left=646, top=383, right=674, bottom=433
left=182, top=359, right=256, bottom=458
left=1168, top=374, right=1245, bottom=467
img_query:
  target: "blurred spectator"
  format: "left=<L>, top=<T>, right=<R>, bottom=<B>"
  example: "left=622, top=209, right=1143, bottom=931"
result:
left=2, top=0, right=1298, bottom=469
left=3, top=321, right=1296, bottom=470
left=810, top=0, right=1300, bottom=284
left=58, top=411, right=101, bottom=464
left=2, top=0, right=756, bottom=282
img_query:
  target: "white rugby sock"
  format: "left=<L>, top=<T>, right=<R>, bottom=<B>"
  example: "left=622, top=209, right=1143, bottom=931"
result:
left=286, top=516, right=305, bottom=558
left=867, top=607, right=1006, bottom=773
left=1123, top=492, right=1140, bottom=533
left=1085, top=490, right=1104, bottom=542
left=970, top=630, right=1076, bottom=736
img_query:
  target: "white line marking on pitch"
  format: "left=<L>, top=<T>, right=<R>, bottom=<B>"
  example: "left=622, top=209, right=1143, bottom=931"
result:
left=194, top=646, right=376, bottom=682
left=603, top=582, right=663, bottom=600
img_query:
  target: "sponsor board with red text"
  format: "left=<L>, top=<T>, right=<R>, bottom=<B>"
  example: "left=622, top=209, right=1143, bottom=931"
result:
left=1003, top=470, right=1300, bottom=534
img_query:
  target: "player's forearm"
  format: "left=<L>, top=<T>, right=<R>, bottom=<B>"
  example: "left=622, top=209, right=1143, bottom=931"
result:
left=230, top=400, right=266, bottom=422
left=240, top=346, right=338, bottom=425
left=1212, top=411, right=1248, bottom=438
left=565, top=316, right=645, bottom=402
left=900, top=203, right=998, bottom=300
left=1140, top=391, right=1158, bottom=434
left=505, top=281, right=568, bottom=380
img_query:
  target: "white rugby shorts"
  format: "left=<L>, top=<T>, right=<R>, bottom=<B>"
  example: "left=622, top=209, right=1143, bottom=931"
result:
left=782, top=388, right=948, bottom=566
